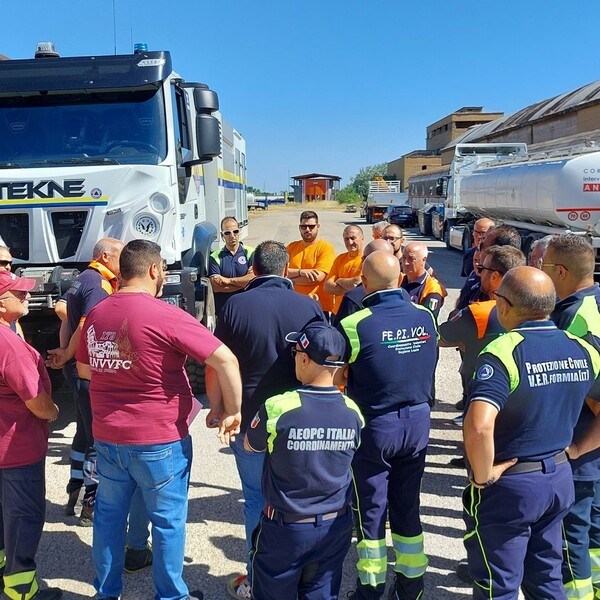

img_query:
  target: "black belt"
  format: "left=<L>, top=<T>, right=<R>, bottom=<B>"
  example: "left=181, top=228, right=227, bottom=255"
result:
left=264, top=506, right=348, bottom=524
left=503, top=451, right=568, bottom=476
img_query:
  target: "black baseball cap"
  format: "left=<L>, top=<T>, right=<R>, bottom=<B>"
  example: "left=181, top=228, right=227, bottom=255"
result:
left=285, top=322, right=346, bottom=367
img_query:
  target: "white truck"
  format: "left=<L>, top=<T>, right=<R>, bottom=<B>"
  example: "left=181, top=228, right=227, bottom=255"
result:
left=364, top=179, right=407, bottom=224
left=447, top=142, right=600, bottom=265
left=0, top=42, right=248, bottom=370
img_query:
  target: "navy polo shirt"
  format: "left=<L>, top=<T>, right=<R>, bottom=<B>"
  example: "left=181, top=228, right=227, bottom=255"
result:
left=552, top=284, right=600, bottom=479
left=455, top=272, right=488, bottom=314
left=440, top=301, right=504, bottom=379
left=246, top=385, right=364, bottom=516
left=469, top=321, right=600, bottom=462
left=338, top=289, right=439, bottom=419
left=214, top=276, right=325, bottom=432
left=333, top=284, right=410, bottom=326
left=461, top=246, right=477, bottom=278
left=66, top=267, right=113, bottom=337
left=209, top=243, right=254, bottom=314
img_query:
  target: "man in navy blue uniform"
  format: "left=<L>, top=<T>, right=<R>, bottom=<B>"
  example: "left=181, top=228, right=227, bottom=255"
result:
left=46, top=237, right=124, bottom=525
left=245, top=322, right=364, bottom=600
left=463, top=266, right=600, bottom=599
left=209, top=240, right=325, bottom=599
left=338, top=251, right=439, bottom=600
left=209, top=217, right=255, bottom=315
left=460, top=218, right=495, bottom=277
left=542, top=234, right=600, bottom=598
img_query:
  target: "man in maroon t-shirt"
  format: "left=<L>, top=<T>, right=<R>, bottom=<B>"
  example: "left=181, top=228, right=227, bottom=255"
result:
left=76, top=239, right=242, bottom=600
left=0, top=271, right=62, bottom=600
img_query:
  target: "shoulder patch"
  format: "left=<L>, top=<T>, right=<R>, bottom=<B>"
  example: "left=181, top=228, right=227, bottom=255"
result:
left=250, top=413, right=260, bottom=429
left=238, top=255, right=247, bottom=265
left=476, top=363, right=494, bottom=381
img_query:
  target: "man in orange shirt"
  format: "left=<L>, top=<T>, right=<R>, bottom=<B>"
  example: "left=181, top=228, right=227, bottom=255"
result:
left=324, top=225, right=365, bottom=314
left=287, top=211, right=336, bottom=313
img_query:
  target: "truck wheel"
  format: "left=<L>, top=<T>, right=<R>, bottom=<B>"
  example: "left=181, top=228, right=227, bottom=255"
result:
left=185, top=359, right=206, bottom=399
left=444, top=227, right=451, bottom=249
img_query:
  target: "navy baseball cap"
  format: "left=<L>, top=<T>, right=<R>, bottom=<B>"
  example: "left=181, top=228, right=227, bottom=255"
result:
left=285, top=322, right=346, bottom=367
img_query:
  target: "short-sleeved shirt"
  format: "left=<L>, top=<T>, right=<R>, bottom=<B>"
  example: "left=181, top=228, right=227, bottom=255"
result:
left=75, top=292, right=222, bottom=445
left=439, top=300, right=504, bottom=379
left=0, top=325, right=50, bottom=468
left=400, top=272, right=446, bottom=318
left=246, top=385, right=364, bottom=516
left=214, top=276, right=325, bottom=432
left=551, top=284, right=600, bottom=479
left=338, top=289, right=439, bottom=419
left=326, top=252, right=363, bottom=314
left=287, top=238, right=336, bottom=312
left=209, top=243, right=254, bottom=315
left=66, top=262, right=117, bottom=341
left=468, top=321, right=600, bottom=462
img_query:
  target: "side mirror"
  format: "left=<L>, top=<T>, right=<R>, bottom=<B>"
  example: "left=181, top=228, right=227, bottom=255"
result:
left=194, top=114, right=221, bottom=163
left=194, top=87, right=219, bottom=113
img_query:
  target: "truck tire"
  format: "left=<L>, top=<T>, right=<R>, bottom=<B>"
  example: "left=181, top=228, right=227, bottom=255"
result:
left=462, top=229, right=471, bottom=253
left=185, top=359, right=206, bottom=400
left=444, top=227, right=451, bottom=249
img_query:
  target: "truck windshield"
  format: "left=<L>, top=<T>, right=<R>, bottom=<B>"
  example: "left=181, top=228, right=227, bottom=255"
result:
left=0, top=89, right=167, bottom=167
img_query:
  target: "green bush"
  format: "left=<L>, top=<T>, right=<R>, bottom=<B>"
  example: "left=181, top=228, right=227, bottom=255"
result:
left=336, top=186, right=363, bottom=205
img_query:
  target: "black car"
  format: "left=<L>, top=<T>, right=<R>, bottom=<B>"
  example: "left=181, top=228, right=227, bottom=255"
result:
left=385, top=205, right=415, bottom=228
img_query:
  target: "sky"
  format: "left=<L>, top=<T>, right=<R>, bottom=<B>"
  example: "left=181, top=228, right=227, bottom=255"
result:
left=3, top=1, right=600, bottom=192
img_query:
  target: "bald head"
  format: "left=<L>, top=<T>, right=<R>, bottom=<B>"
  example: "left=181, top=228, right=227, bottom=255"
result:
left=362, top=251, right=400, bottom=293
left=402, top=242, right=428, bottom=281
left=497, top=266, right=556, bottom=326
left=364, top=239, right=394, bottom=258
left=93, top=237, right=125, bottom=276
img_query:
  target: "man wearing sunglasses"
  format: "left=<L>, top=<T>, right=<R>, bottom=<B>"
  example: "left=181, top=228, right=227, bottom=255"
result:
left=287, top=211, right=336, bottom=313
left=209, top=217, right=255, bottom=316
left=0, top=270, right=62, bottom=600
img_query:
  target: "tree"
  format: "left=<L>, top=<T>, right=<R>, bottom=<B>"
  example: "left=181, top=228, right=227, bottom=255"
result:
left=349, top=163, right=388, bottom=199
left=336, top=186, right=362, bottom=205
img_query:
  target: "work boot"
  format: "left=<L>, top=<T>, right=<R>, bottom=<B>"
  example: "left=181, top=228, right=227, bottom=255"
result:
left=78, top=503, right=94, bottom=527
left=124, top=544, right=152, bottom=573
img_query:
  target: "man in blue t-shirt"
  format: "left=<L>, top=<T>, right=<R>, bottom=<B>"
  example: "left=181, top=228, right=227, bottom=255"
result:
left=464, top=266, right=600, bottom=599
left=338, top=251, right=439, bottom=600
left=209, top=217, right=254, bottom=315
left=245, top=322, right=363, bottom=600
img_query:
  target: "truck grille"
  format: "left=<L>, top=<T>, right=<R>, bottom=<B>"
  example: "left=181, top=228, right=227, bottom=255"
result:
left=0, top=214, right=29, bottom=260
left=51, top=211, right=88, bottom=259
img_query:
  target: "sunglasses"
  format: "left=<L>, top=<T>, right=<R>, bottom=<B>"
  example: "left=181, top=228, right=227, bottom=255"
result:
left=0, top=291, right=28, bottom=303
left=541, top=262, right=568, bottom=271
left=222, top=229, right=240, bottom=236
left=291, top=347, right=308, bottom=358
left=0, top=260, right=12, bottom=268
left=493, top=290, right=514, bottom=307
left=475, top=264, right=501, bottom=275
left=299, top=224, right=317, bottom=230
left=383, top=236, right=402, bottom=242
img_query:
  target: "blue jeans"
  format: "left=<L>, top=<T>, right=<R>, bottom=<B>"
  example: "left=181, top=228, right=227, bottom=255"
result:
left=231, top=435, right=265, bottom=581
left=93, top=437, right=192, bottom=600
left=126, top=485, right=151, bottom=550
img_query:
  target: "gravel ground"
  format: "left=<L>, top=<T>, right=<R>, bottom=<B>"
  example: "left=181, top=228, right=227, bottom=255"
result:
left=39, top=204, right=477, bottom=599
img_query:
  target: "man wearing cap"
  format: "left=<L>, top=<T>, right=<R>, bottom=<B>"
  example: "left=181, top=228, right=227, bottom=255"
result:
left=209, top=217, right=255, bottom=316
left=338, top=251, right=439, bottom=600
left=0, top=271, right=62, bottom=600
left=245, top=322, right=364, bottom=600
left=209, top=240, right=325, bottom=599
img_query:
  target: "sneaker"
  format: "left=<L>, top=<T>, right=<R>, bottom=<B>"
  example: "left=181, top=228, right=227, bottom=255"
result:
left=78, top=503, right=94, bottom=527
left=31, top=588, right=63, bottom=600
left=452, top=414, right=464, bottom=427
left=456, top=559, right=472, bottom=583
left=449, top=456, right=466, bottom=468
left=455, top=399, right=465, bottom=411
left=124, top=544, right=153, bottom=573
left=188, top=592, right=204, bottom=600
left=227, top=574, right=251, bottom=599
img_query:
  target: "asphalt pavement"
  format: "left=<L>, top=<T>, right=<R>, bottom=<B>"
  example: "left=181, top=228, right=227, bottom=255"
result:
left=41, top=204, right=475, bottom=599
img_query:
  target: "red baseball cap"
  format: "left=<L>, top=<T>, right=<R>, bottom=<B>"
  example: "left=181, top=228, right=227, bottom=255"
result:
left=0, top=271, right=36, bottom=296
